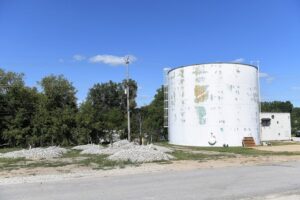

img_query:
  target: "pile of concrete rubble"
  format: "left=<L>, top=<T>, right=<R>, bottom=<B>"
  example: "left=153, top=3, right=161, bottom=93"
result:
left=0, top=146, right=68, bottom=160
left=72, top=144, right=104, bottom=154
left=0, top=141, right=174, bottom=163
left=73, top=140, right=174, bottom=163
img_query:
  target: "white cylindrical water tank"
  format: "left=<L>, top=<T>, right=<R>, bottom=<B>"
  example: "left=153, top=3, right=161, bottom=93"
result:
left=167, top=63, right=260, bottom=147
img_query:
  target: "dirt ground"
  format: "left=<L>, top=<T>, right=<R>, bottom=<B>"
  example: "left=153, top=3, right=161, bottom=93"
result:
left=2, top=153, right=300, bottom=181
left=254, top=144, right=300, bottom=152
left=2, top=144, right=300, bottom=185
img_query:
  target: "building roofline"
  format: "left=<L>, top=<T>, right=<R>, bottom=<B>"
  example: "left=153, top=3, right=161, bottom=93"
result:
left=167, top=62, right=258, bottom=74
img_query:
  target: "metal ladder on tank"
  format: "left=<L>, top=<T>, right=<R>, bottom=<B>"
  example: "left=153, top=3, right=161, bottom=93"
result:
left=163, top=68, right=171, bottom=128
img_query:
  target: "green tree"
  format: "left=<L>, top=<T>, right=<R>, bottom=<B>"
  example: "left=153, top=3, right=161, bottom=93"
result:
left=0, top=69, right=24, bottom=145
left=0, top=69, right=40, bottom=147
left=142, top=86, right=167, bottom=142
left=77, top=79, right=137, bottom=143
left=33, top=75, right=78, bottom=146
left=85, top=81, right=122, bottom=143
left=2, top=87, right=40, bottom=147
left=261, top=101, right=293, bottom=113
left=291, top=108, right=300, bottom=134
left=120, top=79, right=138, bottom=111
left=104, top=107, right=124, bottom=144
left=75, top=101, right=95, bottom=144
left=0, top=67, right=142, bottom=147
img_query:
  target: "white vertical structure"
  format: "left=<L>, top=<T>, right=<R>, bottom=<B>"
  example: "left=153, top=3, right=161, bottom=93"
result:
left=164, top=68, right=171, bottom=128
left=260, top=113, right=291, bottom=141
left=167, top=63, right=260, bottom=147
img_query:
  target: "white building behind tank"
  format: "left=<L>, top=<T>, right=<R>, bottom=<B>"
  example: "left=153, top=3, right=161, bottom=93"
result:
left=165, top=63, right=261, bottom=147
left=260, top=113, right=291, bottom=141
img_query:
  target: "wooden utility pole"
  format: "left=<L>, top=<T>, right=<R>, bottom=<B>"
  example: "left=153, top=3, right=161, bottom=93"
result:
left=125, top=57, right=131, bottom=141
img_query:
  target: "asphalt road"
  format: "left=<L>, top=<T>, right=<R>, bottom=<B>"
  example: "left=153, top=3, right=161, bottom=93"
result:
left=1, top=161, right=300, bottom=200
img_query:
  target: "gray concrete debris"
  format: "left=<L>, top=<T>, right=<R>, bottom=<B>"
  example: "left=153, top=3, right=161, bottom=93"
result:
left=80, top=145, right=104, bottom=155
left=76, top=140, right=174, bottom=163
left=72, top=144, right=102, bottom=151
left=108, top=146, right=174, bottom=163
left=0, top=146, right=68, bottom=160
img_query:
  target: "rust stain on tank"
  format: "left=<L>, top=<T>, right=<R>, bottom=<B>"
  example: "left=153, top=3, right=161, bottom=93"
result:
left=194, top=85, right=208, bottom=103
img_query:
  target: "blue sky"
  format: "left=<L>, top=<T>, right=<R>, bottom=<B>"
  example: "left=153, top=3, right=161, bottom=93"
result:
left=0, top=0, right=300, bottom=106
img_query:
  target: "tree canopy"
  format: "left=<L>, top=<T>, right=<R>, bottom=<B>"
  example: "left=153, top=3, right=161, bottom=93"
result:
left=1, top=67, right=300, bottom=147
left=0, top=68, right=141, bottom=147
left=261, top=101, right=293, bottom=113
left=76, top=79, right=137, bottom=144
left=140, top=86, right=167, bottom=142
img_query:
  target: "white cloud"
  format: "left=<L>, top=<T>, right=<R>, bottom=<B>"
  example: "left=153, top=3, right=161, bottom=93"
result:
left=265, top=77, right=275, bottom=83
left=73, top=54, right=86, bottom=61
left=232, top=58, right=245, bottom=63
left=259, top=72, right=269, bottom=78
left=259, top=72, right=275, bottom=83
left=58, top=58, right=64, bottom=63
left=89, top=54, right=137, bottom=66
left=292, top=86, right=300, bottom=90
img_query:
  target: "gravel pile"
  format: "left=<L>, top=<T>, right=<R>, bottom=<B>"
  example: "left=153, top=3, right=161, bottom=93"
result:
left=0, top=146, right=68, bottom=160
left=80, top=145, right=104, bottom=155
left=76, top=140, right=174, bottom=163
left=108, top=146, right=174, bottom=163
left=72, top=144, right=100, bottom=151
left=78, top=140, right=134, bottom=155
left=110, top=140, right=134, bottom=148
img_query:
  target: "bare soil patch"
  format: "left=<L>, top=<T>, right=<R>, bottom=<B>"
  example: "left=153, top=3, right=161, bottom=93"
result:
left=2, top=143, right=300, bottom=185
left=254, top=144, right=300, bottom=152
left=1, top=153, right=300, bottom=184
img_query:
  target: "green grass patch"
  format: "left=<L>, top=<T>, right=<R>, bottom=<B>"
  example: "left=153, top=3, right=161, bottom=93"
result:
left=171, top=150, right=232, bottom=161
left=156, top=142, right=300, bottom=157
left=188, top=146, right=300, bottom=156
left=62, top=149, right=81, bottom=158
left=77, top=154, right=137, bottom=170
left=0, top=157, right=26, bottom=171
left=0, top=157, right=71, bottom=170
left=153, top=160, right=173, bottom=164
left=0, top=147, right=22, bottom=153
left=25, top=161, right=70, bottom=168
